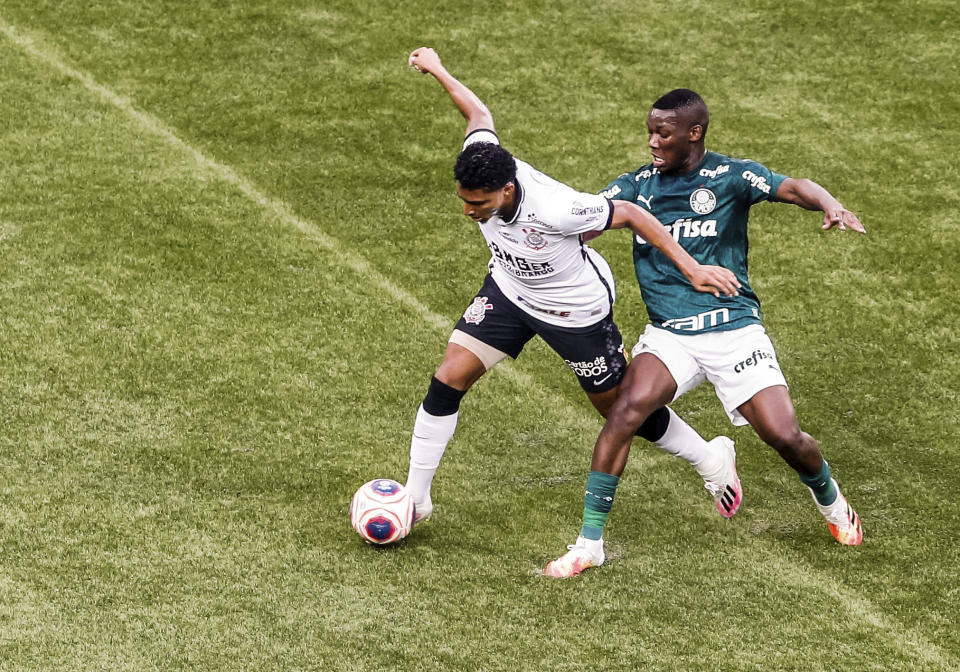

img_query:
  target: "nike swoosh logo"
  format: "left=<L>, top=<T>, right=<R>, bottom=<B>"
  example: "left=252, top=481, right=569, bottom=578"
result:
left=593, top=373, right=613, bottom=386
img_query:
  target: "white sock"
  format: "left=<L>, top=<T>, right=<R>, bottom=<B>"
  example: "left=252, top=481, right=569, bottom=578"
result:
left=655, top=407, right=723, bottom=479
left=405, top=404, right=459, bottom=505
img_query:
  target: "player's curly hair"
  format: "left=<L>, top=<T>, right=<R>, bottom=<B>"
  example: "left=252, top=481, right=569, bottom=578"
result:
left=454, top=142, right=517, bottom=191
left=653, top=88, right=709, bottom=138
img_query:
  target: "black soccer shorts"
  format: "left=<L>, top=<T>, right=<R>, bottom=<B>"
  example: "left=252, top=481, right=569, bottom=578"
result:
left=452, top=274, right=627, bottom=393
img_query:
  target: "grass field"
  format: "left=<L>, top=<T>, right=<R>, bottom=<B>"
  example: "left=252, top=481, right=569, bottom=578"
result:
left=0, top=1, right=958, bottom=670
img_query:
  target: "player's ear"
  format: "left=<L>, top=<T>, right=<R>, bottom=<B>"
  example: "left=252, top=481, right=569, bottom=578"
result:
left=689, top=124, right=704, bottom=142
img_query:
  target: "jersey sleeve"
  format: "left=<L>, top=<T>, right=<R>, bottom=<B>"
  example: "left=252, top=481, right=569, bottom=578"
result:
left=735, top=160, right=788, bottom=205
left=553, top=191, right=614, bottom=235
left=463, top=129, right=500, bottom=149
left=599, top=172, right=640, bottom=204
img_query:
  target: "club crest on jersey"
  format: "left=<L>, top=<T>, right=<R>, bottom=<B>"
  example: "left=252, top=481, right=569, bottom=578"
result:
left=690, top=188, right=717, bottom=215
left=522, top=228, right=548, bottom=250
left=464, top=296, right=494, bottom=325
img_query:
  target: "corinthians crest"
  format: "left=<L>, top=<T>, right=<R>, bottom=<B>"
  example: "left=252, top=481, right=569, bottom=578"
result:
left=522, top=228, right=547, bottom=250
left=464, top=296, right=494, bottom=325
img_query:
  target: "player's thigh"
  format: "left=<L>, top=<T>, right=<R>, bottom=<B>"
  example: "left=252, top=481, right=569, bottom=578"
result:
left=737, top=385, right=803, bottom=447
left=610, top=352, right=678, bottom=413
left=630, top=323, right=704, bottom=400
left=536, top=312, right=627, bottom=394
left=699, top=324, right=789, bottom=426
left=449, top=274, right=536, bottom=372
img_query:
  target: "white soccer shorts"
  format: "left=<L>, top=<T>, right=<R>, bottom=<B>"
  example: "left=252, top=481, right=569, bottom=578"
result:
left=631, top=323, right=789, bottom=426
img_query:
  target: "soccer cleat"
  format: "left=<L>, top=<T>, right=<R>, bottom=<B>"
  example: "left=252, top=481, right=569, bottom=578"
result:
left=413, top=495, right=433, bottom=523
left=703, top=436, right=742, bottom=518
left=543, top=536, right=604, bottom=578
left=811, top=480, right=862, bottom=546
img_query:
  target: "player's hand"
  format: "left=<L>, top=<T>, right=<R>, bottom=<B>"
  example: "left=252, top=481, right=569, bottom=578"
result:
left=822, top=206, right=866, bottom=234
left=408, top=47, right=443, bottom=75
left=689, top=264, right=741, bottom=298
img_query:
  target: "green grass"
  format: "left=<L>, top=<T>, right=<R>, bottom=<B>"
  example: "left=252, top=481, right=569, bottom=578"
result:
left=0, top=1, right=958, bottom=670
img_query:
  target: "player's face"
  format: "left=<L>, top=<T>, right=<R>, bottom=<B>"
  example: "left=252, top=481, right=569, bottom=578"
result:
left=456, top=183, right=512, bottom=223
left=647, top=108, right=700, bottom=174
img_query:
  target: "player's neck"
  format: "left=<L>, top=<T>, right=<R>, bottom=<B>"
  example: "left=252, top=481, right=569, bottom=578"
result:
left=500, top=190, right=519, bottom=222
left=665, top=147, right=707, bottom=176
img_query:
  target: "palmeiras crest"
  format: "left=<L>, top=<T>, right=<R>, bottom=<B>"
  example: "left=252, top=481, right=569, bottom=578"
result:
left=689, top=188, right=717, bottom=215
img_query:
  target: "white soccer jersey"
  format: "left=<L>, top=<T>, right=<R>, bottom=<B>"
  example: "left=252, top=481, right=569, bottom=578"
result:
left=462, top=130, right=616, bottom=327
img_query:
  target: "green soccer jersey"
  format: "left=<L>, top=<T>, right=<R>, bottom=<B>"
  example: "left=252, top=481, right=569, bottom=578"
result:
left=601, top=151, right=787, bottom=333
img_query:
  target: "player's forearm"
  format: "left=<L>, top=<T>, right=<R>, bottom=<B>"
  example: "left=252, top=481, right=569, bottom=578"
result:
left=429, top=68, right=495, bottom=132
left=778, top=178, right=843, bottom=212
left=639, top=224, right=700, bottom=279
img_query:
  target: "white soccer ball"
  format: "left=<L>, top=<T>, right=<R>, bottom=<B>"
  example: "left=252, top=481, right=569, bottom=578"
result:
left=349, top=479, right=415, bottom=545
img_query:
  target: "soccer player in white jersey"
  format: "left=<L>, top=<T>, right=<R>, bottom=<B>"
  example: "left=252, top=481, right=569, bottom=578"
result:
left=404, top=48, right=745, bottom=527
left=545, top=89, right=865, bottom=578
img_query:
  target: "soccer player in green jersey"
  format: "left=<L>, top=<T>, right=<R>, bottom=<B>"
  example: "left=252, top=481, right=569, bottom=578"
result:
left=545, top=89, right=865, bottom=578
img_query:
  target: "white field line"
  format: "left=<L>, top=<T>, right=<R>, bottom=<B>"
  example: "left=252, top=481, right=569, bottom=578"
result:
left=0, top=17, right=953, bottom=670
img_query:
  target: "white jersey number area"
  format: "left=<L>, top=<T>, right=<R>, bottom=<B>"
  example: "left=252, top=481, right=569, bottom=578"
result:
left=463, top=131, right=615, bottom=328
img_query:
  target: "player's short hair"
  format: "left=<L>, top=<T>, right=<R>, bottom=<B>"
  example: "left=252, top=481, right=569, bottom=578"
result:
left=653, top=88, right=709, bottom=137
left=454, top=142, right=517, bottom=192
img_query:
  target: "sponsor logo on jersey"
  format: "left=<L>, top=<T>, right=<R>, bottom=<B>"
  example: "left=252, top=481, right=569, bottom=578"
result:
left=699, top=164, right=730, bottom=179
left=661, top=308, right=730, bottom=331
left=601, top=184, right=622, bottom=199
left=634, top=218, right=718, bottom=245
left=464, top=296, right=494, bottom=325
left=522, top=228, right=548, bottom=250
left=488, top=241, right=554, bottom=277
left=734, top=349, right=777, bottom=373
left=689, top=188, right=717, bottom=215
left=522, top=213, right=555, bottom=229
left=742, top=170, right=772, bottom=194
left=668, top=218, right=718, bottom=240
left=636, top=168, right=658, bottom=180
left=517, top=297, right=571, bottom=319
left=564, top=355, right=609, bottom=378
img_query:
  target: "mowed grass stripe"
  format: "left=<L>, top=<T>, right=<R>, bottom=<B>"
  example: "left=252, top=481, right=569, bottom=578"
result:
left=1, top=15, right=952, bottom=670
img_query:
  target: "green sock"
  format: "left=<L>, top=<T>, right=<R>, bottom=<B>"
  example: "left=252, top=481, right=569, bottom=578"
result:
left=580, top=470, right=620, bottom=540
left=799, top=459, right=838, bottom=506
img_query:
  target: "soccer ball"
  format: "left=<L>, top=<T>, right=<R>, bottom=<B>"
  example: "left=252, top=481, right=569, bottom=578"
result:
left=349, top=479, right=415, bottom=545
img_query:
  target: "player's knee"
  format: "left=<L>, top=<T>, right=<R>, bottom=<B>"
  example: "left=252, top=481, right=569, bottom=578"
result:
left=635, top=406, right=670, bottom=442
left=610, top=389, right=657, bottom=433
left=422, top=376, right=467, bottom=416
left=765, top=426, right=807, bottom=456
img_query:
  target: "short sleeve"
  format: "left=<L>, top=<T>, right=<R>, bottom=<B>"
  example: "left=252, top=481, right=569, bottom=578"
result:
left=555, top=192, right=614, bottom=235
left=463, top=129, right=500, bottom=150
left=599, top=172, right=640, bottom=205
left=735, top=160, right=788, bottom=205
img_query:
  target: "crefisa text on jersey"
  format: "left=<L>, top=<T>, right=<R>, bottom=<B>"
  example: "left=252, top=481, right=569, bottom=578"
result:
left=741, top=170, right=772, bottom=194
left=635, top=217, right=718, bottom=245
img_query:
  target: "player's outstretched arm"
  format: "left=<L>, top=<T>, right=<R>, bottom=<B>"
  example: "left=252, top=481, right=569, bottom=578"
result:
left=774, top=178, right=866, bottom=233
left=408, top=47, right=495, bottom=137
left=610, top=201, right=741, bottom=297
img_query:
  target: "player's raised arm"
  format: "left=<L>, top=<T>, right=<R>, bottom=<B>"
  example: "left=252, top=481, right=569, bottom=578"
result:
left=774, top=178, right=866, bottom=234
left=408, top=47, right=495, bottom=136
left=609, top=200, right=742, bottom=298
